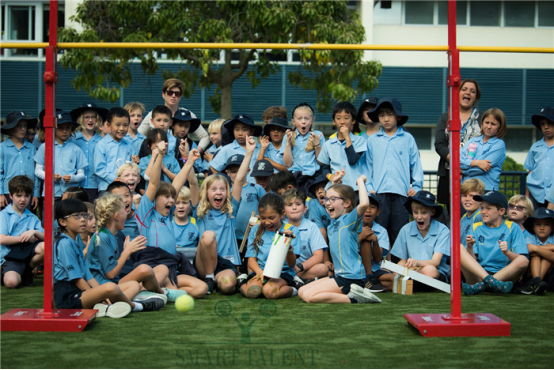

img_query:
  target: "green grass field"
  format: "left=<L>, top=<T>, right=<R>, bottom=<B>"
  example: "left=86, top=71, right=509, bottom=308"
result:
left=2, top=278, right=554, bottom=369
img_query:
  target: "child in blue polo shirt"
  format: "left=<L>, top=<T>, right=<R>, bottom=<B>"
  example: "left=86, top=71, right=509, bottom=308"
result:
left=0, top=111, right=40, bottom=209
left=258, top=117, right=289, bottom=173
left=0, top=176, right=44, bottom=288
left=173, top=186, right=199, bottom=257
left=380, top=191, right=450, bottom=291
left=460, top=108, right=507, bottom=191
left=34, top=111, right=88, bottom=201
left=507, top=194, right=534, bottom=240
left=70, top=103, right=108, bottom=202
left=359, top=192, right=390, bottom=293
left=172, top=108, right=203, bottom=170
left=461, top=191, right=529, bottom=295
left=282, top=189, right=329, bottom=288
left=202, top=119, right=224, bottom=177
left=139, top=129, right=180, bottom=188
left=524, top=107, right=554, bottom=210
left=209, top=113, right=261, bottom=183
left=356, top=97, right=380, bottom=139
left=521, top=208, right=554, bottom=294
left=318, top=101, right=369, bottom=193
left=240, top=193, right=301, bottom=299
left=366, top=97, right=424, bottom=246
left=460, top=179, right=485, bottom=246
left=123, top=102, right=146, bottom=158
left=94, top=107, right=132, bottom=193
left=299, top=175, right=382, bottom=304
left=283, top=103, right=325, bottom=178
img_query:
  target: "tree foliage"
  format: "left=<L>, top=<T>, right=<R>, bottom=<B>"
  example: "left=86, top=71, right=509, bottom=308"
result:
left=59, top=0, right=382, bottom=118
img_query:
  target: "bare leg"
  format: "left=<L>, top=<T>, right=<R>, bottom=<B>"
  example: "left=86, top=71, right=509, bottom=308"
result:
left=297, top=263, right=329, bottom=280
left=175, top=274, right=208, bottom=298
left=3, top=271, right=22, bottom=289
left=298, top=277, right=350, bottom=303
left=240, top=277, right=263, bottom=298
left=216, top=269, right=237, bottom=295
left=493, top=255, right=529, bottom=282
left=195, top=231, right=217, bottom=279
left=118, top=280, right=141, bottom=300
left=119, top=264, right=164, bottom=294
left=80, top=282, right=135, bottom=309
left=30, top=242, right=44, bottom=268
left=262, top=278, right=293, bottom=299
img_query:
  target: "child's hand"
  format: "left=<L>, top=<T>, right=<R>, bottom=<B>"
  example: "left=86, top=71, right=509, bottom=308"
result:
left=179, top=139, right=189, bottom=157
left=245, top=135, right=256, bottom=153
left=157, top=140, right=168, bottom=154
left=466, top=235, right=475, bottom=249
left=18, top=230, right=37, bottom=243
left=260, top=135, right=270, bottom=150
left=204, top=151, right=213, bottom=162
left=339, top=125, right=350, bottom=139
left=285, top=129, right=294, bottom=144
left=188, top=149, right=201, bottom=163
left=324, top=260, right=334, bottom=272
left=123, top=235, right=147, bottom=255
left=407, top=188, right=416, bottom=197
left=62, top=174, right=72, bottom=183
left=54, top=174, right=62, bottom=181
left=255, top=270, right=264, bottom=281
left=133, top=193, right=142, bottom=209
left=475, top=159, right=492, bottom=172
left=499, top=240, right=509, bottom=254
left=405, top=258, right=418, bottom=268
left=356, top=174, right=367, bottom=184
left=131, top=155, right=140, bottom=164
left=309, top=132, right=322, bottom=147
left=0, top=195, right=7, bottom=208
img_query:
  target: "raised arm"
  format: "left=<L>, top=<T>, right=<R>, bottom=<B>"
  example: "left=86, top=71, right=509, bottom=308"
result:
left=144, top=141, right=166, bottom=202
left=232, top=136, right=255, bottom=202
left=172, top=148, right=200, bottom=200
left=356, top=175, right=369, bottom=218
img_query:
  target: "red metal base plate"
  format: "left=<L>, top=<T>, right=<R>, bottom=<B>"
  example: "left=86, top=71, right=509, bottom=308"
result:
left=405, top=313, right=510, bottom=337
left=1, top=308, right=97, bottom=332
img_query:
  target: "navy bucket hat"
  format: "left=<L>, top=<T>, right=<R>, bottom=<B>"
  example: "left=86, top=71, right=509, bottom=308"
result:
left=404, top=190, right=443, bottom=218
left=367, top=97, right=409, bottom=125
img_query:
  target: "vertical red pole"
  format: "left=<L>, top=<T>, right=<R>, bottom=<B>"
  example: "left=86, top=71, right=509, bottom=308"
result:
left=448, top=0, right=462, bottom=319
left=42, top=0, right=58, bottom=314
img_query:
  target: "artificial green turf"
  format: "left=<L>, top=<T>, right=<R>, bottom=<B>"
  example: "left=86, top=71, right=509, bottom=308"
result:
left=1, top=278, right=554, bottom=369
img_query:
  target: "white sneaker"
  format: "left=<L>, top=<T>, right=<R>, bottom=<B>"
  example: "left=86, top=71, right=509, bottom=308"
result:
left=347, top=284, right=382, bottom=304
left=134, top=290, right=168, bottom=304
left=93, top=302, right=132, bottom=318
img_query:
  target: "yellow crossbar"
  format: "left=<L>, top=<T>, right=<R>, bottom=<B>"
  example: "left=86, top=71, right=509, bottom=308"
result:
left=0, top=42, right=553, bottom=54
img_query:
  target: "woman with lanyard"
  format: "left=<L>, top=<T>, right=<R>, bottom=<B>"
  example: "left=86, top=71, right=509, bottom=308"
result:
left=435, top=78, right=483, bottom=217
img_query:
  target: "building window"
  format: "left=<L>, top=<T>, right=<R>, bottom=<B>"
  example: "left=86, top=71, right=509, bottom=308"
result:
left=438, top=1, right=467, bottom=25
left=469, top=1, right=501, bottom=26
left=538, top=1, right=554, bottom=27
left=504, top=1, right=534, bottom=27
left=405, top=1, right=434, bottom=25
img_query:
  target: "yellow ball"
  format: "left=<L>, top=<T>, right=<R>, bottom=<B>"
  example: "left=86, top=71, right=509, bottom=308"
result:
left=175, top=294, right=194, bottom=313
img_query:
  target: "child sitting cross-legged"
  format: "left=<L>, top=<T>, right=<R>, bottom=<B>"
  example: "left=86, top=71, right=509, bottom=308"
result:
left=507, top=194, right=534, bottom=240
left=460, top=179, right=485, bottom=246
left=461, top=191, right=529, bottom=295
left=380, top=191, right=450, bottom=292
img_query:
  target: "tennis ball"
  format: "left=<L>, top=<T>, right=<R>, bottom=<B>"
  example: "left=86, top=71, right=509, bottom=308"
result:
left=175, top=294, right=194, bottom=313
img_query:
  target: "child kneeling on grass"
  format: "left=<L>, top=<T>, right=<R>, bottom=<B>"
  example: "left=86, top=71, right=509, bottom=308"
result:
left=380, top=191, right=451, bottom=292
left=53, top=199, right=135, bottom=318
left=461, top=191, right=529, bottom=295
left=298, top=175, right=382, bottom=304
left=240, top=193, right=301, bottom=299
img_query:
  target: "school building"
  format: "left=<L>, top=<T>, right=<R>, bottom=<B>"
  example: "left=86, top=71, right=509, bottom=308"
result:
left=1, top=0, right=553, bottom=171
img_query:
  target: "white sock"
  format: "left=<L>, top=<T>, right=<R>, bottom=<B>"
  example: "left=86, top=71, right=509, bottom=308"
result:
left=205, top=273, right=215, bottom=280
left=291, top=287, right=298, bottom=296
left=132, top=302, right=143, bottom=312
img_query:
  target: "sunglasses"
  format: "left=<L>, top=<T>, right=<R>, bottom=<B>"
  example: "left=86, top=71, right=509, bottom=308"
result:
left=165, top=90, right=182, bottom=97
left=508, top=204, right=526, bottom=212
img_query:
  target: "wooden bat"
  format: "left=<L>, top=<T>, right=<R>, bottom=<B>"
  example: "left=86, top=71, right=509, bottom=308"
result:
left=239, top=211, right=258, bottom=253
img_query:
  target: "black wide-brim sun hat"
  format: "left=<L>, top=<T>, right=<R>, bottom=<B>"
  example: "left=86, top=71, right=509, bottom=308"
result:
left=404, top=190, right=443, bottom=218
left=356, top=97, right=378, bottom=124
left=173, top=108, right=201, bottom=133
left=367, top=97, right=409, bottom=126
left=224, top=113, right=262, bottom=137
left=523, top=208, right=554, bottom=235
left=263, top=117, right=290, bottom=136
left=70, top=103, right=108, bottom=122
left=531, top=106, right=554, bottom=130
left=1, top=111, right=38, bottom=133
left=38, top=108, right=64, bottom=129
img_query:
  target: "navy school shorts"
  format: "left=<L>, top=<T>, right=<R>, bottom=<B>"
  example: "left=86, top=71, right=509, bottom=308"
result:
left=2, top=241, right=41, bottom=276
left=331, top=275, right=365, bottom=294
left=54, top=281, right=84, bottom=309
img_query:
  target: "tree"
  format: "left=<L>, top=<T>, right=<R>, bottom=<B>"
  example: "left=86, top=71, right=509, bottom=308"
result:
left=59, top=0, right=382, bottom=118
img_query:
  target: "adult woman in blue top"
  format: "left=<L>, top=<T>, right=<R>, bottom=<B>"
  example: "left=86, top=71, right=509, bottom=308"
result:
left=435, top=78, right=483, bottom=212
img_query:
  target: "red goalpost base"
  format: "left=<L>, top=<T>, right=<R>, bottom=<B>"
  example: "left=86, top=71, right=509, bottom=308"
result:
left=1, top=309, right=97, bottom=332
left=405, top=313, right=510, bottom=337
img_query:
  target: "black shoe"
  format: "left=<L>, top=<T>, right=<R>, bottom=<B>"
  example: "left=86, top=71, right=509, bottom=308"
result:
left=512, top=282, right=527, bottom=294
left=520, top=277, right=540, bottom=295
left=534, top=280, right=548, bottom=295
left=205, top=278, right=215, bottom=295
left=365, top=279, right=386, bottom=293
left=236, top=273, right=248, bottom=289
left=136, top=296, right=165, bottom=312
left=293, top=276, right=305, bottom=290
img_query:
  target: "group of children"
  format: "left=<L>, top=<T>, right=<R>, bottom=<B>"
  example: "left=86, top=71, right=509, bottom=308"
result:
left=1, top=76, right=554, bottom=317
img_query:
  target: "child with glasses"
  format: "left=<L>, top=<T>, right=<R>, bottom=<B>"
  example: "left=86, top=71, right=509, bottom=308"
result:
left=0, top=175, right=44, bottom=288
left=507, top=195, right=534, bottom=239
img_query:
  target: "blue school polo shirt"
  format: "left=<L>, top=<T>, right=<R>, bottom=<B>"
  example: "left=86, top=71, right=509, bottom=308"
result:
left=234, top=182, right=266, bottom=240
left=72, top=131, right=102, bottom=189
left=0, top=138, right=40, bottom=197
left=366, top=221, right=390, bottom=273
left=136, top=195, right=177, bottom=255
left=460, top=135, right=506, bottom=191
left=194, top=197, right=242, bottom=266
left=524, top=138, right=554, bottom=203
left=461, top=210, right=482, bottom=246
left=202, top=145, right=221, bottom=172
left=264, top=142, right=286, bottom=172
left=547, top=185, right=554, bottom=205
left=525, top=233, right=554, bottom=246
left=86, top=228, right=122, bottom=284
left=35, top=141, right=88, bottom=197
left=305, top=198, right=330, bottom=230
left=327, top=209, right=365, bottom=280
left=94, top=135, right=132, bottom=191
left=245, top=223, right=301, bottom=276
left=209, top=140, right=261, bottom=183
left=284, top=217, right=327, bottom=265
left=122, top=213, right=141, bottom=241
left=318, top=133, right=370, bottom=191
left=392, top=219, right=451, bottom=277
left=287, top=129, right=326, bottom=176
left=124, top=132, right=146, bottom=156
left=138, top=154, right=181, bottom=188
left=0, top=204, right=44, bottom=263
left=53, top=233, right=94, bottom=283
left=472, top=219, right=528, bottom=273
left=173, top=216, right=199, bottom=249
left=366, top=126, right=424, bottom=195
